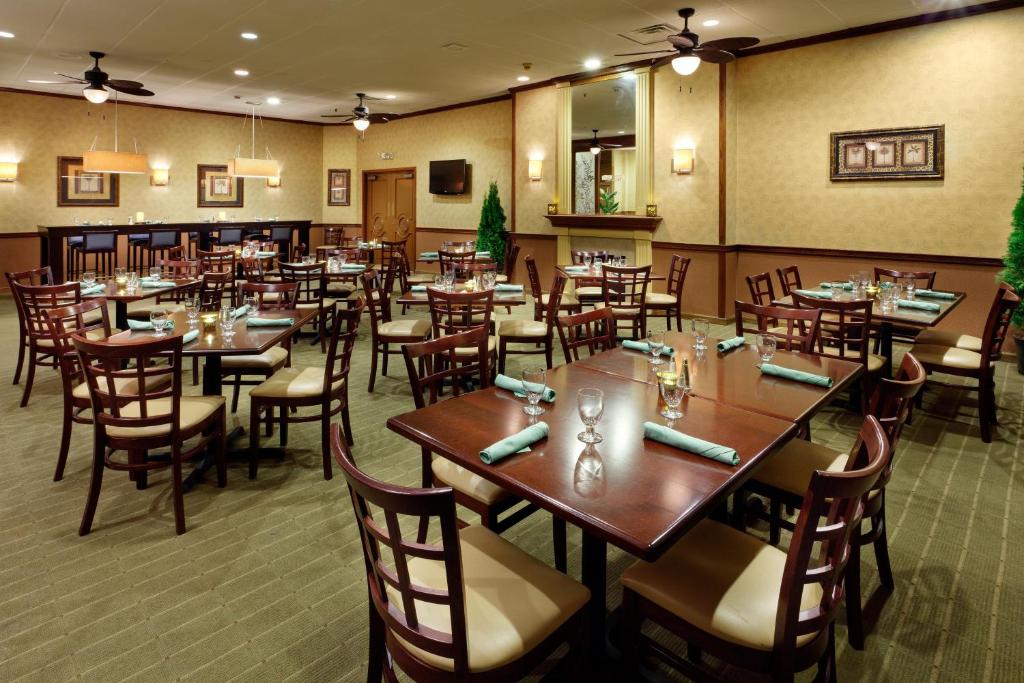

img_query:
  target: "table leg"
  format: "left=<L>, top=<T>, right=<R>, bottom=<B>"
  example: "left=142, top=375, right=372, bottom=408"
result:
left=880, top=322, right=894, bottom=376
left=114, top=301, right=129, bottom=332
left=581, top=531, right=608, bottom=667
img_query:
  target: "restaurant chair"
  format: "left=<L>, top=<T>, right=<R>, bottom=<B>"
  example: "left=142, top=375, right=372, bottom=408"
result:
left=776, top=264, right=803, bottom=297
left=70, top=230, right=118, bottom=279
left=595, top=264, right=651, bottom=340
left=734, top=300, right=822, bottom=352
left=745, top=354, right=925, bottom=648
left=556, top=307, right=617, bottom=363
left=6, top=266, right=55, bottom=386
left=915, top=282, right=1013, bottom=352
left=910, top=283, right=1019, bottom=443
left=248, top=299, right=363, bottom=480
left=427, top=287, right=497, bottom=380
left=438, top=249, right=477, bottom=279
left=10, top=281, right=83, bottom=407
left=526, top=256, right=580, bottom=321
left=873, top=267, right=939, bottom=346
left=380, top=238, right=409, bottom=291
left=221, top=282, right=297, bottom=413
left=323, top=226, right=344, bottom=246
left=331, top=425, right=588, bottom=681
left=290, top=243, right=307, bottom=262
left=126, top=258, right=198, bottom=321
left=645, top=254, right=690, bottom=331
left=361, top=268, right=432, bottom=392
left=197, top=249, right=239, bottom=305
left=570, top=249, right=609, bottom=306
left=73, top=333, right=227, bottom=535
left=619, top=415, right=889, bottom=683
left=279, top=262, right=336, bottom=353
left=746, top=271, right=777, bottom=307
left=498, top=273, right=567, bottom=373
left=496, top=241, right=520, bottom=283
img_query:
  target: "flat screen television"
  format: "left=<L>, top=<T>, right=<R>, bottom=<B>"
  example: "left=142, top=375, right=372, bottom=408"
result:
left=429, top=159, right=468, bottom=195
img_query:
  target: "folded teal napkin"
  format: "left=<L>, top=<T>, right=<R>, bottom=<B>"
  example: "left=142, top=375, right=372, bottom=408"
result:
left=232, top=305, right=250, bottom=319
left=819, top=282, right=853, bottom=290
left=181, top=329, right=199, bottom=344
left=643, top=422, right=739, bottom=466
left=477, top=251, right=491, bottom=258
left=480, top=422, right=549, bottom=465
left=141, top=280, right=176, bottom=288
left=495, top=283, right=523, bottom=292
left=420, top=251, right=438, bottom=258
left=896, top=299, right=940, bottom=312
left=411, top=285, right=428, bottom=292
left=564, top=265, right=590, bottom=273
left=795, top=289, right=832, bottom=299
left=255, top=251, right=277, bottom=258
left=341, top=264, right=365, bottom=271
left=716, top=336, right=746, bottom=352
left=622, top=339, right=673, bottom=356
left=914, top=289, right=956, bottom=300
left=80, top=283, right=106, bottom=295
left=127, top=319, right=174, bottom=331
left=494, top=374, right=556, bottom=403
left=246, top=317, right=293, bottom=327
left=760, top=363, right=832, bottom=387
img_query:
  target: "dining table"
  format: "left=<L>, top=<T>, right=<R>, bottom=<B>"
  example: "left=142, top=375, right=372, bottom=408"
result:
left=83, top=278, right=200, bottom=330
left=557, top=264, right=667, bottom=282
left=395, top=284, right=527, bottom=307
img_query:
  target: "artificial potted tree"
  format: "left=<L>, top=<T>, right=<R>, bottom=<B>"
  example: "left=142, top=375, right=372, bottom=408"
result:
left=477, top=181, right=509, bottom=271
left=1000, top=167, right=1024, bottom=373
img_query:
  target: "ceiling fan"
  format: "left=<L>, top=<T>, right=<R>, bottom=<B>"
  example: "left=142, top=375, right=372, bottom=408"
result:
left=321, top=93, right=398, bottom=131
left=614, top=7, right=759, bottom=76
left=27, top=51, right=154, bottom=104
left=587, top=129, right=622, bottom=155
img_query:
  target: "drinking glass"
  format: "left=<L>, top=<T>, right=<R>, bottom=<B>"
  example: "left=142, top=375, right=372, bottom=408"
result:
left=444, top=271, right=456, bottom=291
left=185, top=298, right=199, bottom=328
left=577, top=388, right=604, bottom=444
left=891, top=282, right=904, bottom=301
left=114, top=267, right=128, bottom=289
left=660, top=376, right=685, bottom=420
left=220, top=306, right=237, bottom=341
left=149, top=266, right=161, bottom=281
left=902, top=277, right=916, bottom=300
left=150, top=308, right=168, bottom=338
left=337, top=253, right=347, bottom=266
left=879, top=288, right=895, bottom=313
left=433, top=275, right=443, bottom=290
left=593, top=256, right=603, bottom=272
left=830, top=281, right=849, bottom=301
left=646, top=330, right=666, bottom=365
left=126, top=272, right=139, bottom=293
left=484, top=271, right=497, bottom=290
left=302, top=255, right=315, bottom=265
left=755, top=333, right=777, bottom=365
left=583, top=253, right=593, bottom=269
left=619, top=255, right=627, bottom=267
left=81, top=270, right=96, bottom=288
left=691, top=318, right=710, bottom=351
left=243, top=294, right=259, bottom=316
left=521, top=368, right=547, bottom=416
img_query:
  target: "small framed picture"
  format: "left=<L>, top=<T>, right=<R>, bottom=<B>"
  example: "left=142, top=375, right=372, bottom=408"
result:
left=327, top=168, right=351, bottom=206
left=197, top=164, right=243, bottom=207
left=57, top=156, right=119, bottom=206
left=872, top=142, right=897, bottom=168
left=902, top=139, right=929, bottom=166
left=844, top=144, right=868, bottom=169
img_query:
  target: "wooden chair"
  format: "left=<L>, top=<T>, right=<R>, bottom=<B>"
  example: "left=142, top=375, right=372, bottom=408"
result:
left=873, top=267, right=936, bottom=290
left=525, top=256, right=580, bottom=321
left=498, top=273, right=566, bottom=374
left=197, top=249, right=238, bottom=305
left=331, top=424, right=588, bottom=681
left=323, top=226, right=344, bottom=246
left=596, top=264, right=651, bottom=340
left=290, top=243, right=307, bottom=262
left=745, top=354, right=926, bottom=649
left=496, top=241, right=521, bottom=283
left=248, top=298, right=364, bottom=480
left=70, top=230, right=118, bottom=279
left=361, top=268, right=432, bottom=392
left=734, top=300, right=822, bottom=352
left=426, top=287, right=497, bottom=376
left=126, top=258, right=198, bottom=321
left=776, top=264, right=803, bottom=297
left=570, top=249, right=610, bottom=305
left=645, top=254, right=690, bottom=331
left=6, top=265, right=55, bottom=386
left=438, top=249, right=477, bottom=278
left=910, top=283, right=1019, bottom=443
left=279, top=262, right=336, bottom=353
left=556, top=307, right=617, bottom=363
left=380, top=238, right=409, bottom=290
left=746, top=271, right=777, bottom=306
left=10, top=281, right=82, bottom=407
left=916, top=281, right=1013, bottom=352
left=619, top=415, right=889, bottom=683
left=72, top=333, right=227, bottom=535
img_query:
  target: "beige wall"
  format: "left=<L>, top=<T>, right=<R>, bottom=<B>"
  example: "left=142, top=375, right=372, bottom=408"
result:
left=514, top=87, right=559, bottom=234
left=320, top=127, right=360, bottom=226
left=732, top=8, right=1024, bottom=256
left=0, top=91, right=323, bottom=232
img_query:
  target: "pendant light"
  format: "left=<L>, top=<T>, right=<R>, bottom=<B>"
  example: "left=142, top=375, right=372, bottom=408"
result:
left=83, top=93, right=148, bottom=174
left=227, top=102, right=281, bottom=178
left=352, top=117, right=370, bottom=132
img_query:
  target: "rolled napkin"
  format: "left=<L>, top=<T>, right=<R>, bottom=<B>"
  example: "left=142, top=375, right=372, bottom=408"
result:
left=494, top=373, right=556, bottom=403
left=643, top=422, right=739, bottom=466
left=411, top=285, right=428, bottom=292
left=127, top=319, right=174, bottom=331
left=896, top=299, right=940, bottom=312
left=341, top=264, right=366, bottom=271
left=140, top=280, right=177, bottom=288
left=622, top=339, right=674, bottom=357
left=480, top=422, right=549, bottom=465
left=914, top=289, right=956, bottom=300
left=819, top=282, right=853, bottom=290
left=232, top=305, right=250, bottom=319
left=495, top=283, right=524, bottom=292
left=716, top=336, right=746, bottom=352
left=476, top=251, right=491, bottom=258
left=246, top=317, right=294, bottom=327
left=794, top=289, right=833, bottom=299
left=255, top=251, right=278, bottom=258
left=564, top=265, right=590, bottom=273
left=760, top=363, right=832, bottom=387
left=419, top=251, right=439, bottom=258
left=181, top=329, right=199, bottom=344
left=80, top=283, right=106, bottom=295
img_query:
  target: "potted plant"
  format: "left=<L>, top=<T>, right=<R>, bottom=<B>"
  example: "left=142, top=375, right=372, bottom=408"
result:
left=1000, top=166, right=1024, bottom=373
left=599, top=188, right=619, bottom=215
left=476, top=181, right=508, bottom=270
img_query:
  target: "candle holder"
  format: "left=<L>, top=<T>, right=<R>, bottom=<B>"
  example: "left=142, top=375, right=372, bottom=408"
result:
left=646, top=204, right=658, bottom=217
left=201, top=313, right=218, bottom=334
left=547, top=203, right=558, bottom=215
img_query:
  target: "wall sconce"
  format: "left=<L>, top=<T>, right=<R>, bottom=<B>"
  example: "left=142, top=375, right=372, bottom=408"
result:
left=0, top=161, right=19, bottom=182
left=266, top=175, right=282, bottom=188
left=150, top=168, right=169, bottom=186
left=527, top=159, right=543, bottom=181
left=672, top=148, right=695, bottom=174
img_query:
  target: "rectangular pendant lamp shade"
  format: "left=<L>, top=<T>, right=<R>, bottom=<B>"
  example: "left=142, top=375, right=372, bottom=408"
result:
left=227, top=157, right=280, bottom=178
left=83, top=150, right=149, bottom=175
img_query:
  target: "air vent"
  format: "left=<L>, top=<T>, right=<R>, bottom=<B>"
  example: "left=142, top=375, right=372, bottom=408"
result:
left=618, top=23, right=678, bottom=46
left=441, top=42, right=469, bottom=52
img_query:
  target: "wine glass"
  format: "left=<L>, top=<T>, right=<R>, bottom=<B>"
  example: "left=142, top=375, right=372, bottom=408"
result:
left=660, top=376, right=685, bottom=420
left=220, top=306, right=236, bottom=341
left=577, top=388, right=604, bottom=444
left=81, top=270, right=96, bottom=288
left=149, top=266, right=161, bottom=281
left=150, top=308, right=168, bottom=338
left=691, top=318, right=710, bottom=351
left=755, top=333, right=777, bottom=365
left=582, top=253, right=593, bottom=269
left=646, top=330, right=666, bottom=365
left=902, top=277, right=916, bottom=300
left=185, top=298, right=199, bottom=328
left=521, top=367, right=547, bottom=416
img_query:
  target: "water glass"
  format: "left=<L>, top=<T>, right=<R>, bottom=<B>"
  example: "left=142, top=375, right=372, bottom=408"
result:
left=483, top=271, right=497, bottom=290
left=646, top=330, right=666, bottom=365
left=243, top=295, right=259, bottom=316
left=521, top=368, right=547, bottom=416
left=444, top=271, right=456, bottom=291
left=619, top=256, right=627, bottom=267
left=577, top=388, right=604, bottom=444
left=755, top=333, right=777, bottom=364
left=301, top=255, right=315, bottom=265
left=659, top=376, right=685, bottom=420
left=433, top=275, right=444, bottom=290
left=220, top=306, right=237, bottom=340
left=691, top=318, right=710, bottom=351
left=583, top=253, right=593, bottom=268
left=185, top=298, right=199, bottom=328
left=126, top=271, right=139, bottom=293
left=593, top=256, right=604, bottom=273
left=902, top=277, right=916, bottom=300
left=879, top=288, right=895, bottom=313
left=337, top=253, right=347, bottom=267
left=149, top=266, right=161, bottom=281
left=150, top=308, right=168, bottom=337
left=81, top=270, right=96, bottom=288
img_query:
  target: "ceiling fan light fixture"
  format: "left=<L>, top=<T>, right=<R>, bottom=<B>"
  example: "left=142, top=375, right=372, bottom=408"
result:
left=671, top=55, right=701, bottom=76
left=590, top=145, right=602, bottom=155
left=353, top=118, right=370, bottom=132
left=83, top=85, right=109, bottom=104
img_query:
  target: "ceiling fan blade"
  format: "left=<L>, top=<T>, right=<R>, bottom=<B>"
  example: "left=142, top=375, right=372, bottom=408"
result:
left=613, top=49, right=675, bottom=57
left=28, top=79, right=82, bottom=85
left=668, top=34, right=696, bottom=49
left=108, top=83, right=154, bottom=96
left=602, top=144, right=623, bottom=148
left=107, top=79, right=144, bottom=89
left=54, top=72, right=87, bottom=83
left=694, top=47, right=736, bottom=64
left=700, top=36, right=760, bottom=52
left=368, top=113, right=397, bottom=122
left=321, top=114, right=356, bottom=120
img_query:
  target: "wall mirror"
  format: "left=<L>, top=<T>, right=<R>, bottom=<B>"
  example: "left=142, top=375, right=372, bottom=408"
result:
left=570, top=74, right=637, bottom=215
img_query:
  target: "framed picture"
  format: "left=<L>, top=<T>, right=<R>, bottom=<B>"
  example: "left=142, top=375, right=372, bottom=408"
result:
left=327, top=168, right=350, bottom=206
left=57, top=156, right=119, bottom=206
left=197, top=164, right=243, bottom=207
left=830, top=125, right=944, bottom=181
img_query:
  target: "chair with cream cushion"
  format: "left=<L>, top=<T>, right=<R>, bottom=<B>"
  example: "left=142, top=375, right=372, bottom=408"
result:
left=11, top=281, right=83, bottom=407
left=73, top=332, right=226, bottom=536
left=248, top=298, right=363, bottom=480
left=594, top=264, right=651, bottom=340
left=361, top=268, right=432, bottom=392
left=5, top=265, right=55, bottom=387
left=525, top=256, right=579, bottom=320
left=426, top=286, right=497, bottom=376
left=645, top=254, right=690, bottom=331
left=498, top=272, right=567, bottom=373
left=914, top=282, right=1012, bottom=353
left=332, top=425, right=588, bottom=681
left=910, top=283, right=1019, bottom=443
left=619, top=416, right=888, bottom=683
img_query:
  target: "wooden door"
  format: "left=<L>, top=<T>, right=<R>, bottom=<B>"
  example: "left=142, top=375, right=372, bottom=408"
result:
left=364, top=169, right=416, bottom=265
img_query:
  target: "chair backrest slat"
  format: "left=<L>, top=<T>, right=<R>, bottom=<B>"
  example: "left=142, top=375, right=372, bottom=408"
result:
left=746, top=272, right=776, bottom=306
left=776, top=265, right=802, bottom=297
left=402, top=328, right=491, bottom=408
left=873, top=267, right=935, bottom=289
left=557, top=307, right=617, bottom=363
left=426, top=288, right=494, bottom=339
left=734, top=300, right=821, bottom=352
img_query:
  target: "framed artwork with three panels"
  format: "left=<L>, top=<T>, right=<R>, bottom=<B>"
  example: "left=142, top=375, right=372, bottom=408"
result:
left=57, top=156, right=119, bottom=206
left=830, top=125, right=944, bottom=181
left=197, top=164, right=244, bottom=207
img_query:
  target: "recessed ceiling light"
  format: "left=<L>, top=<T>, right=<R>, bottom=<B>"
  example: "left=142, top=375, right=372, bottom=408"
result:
left=0, top=31, right=14, bottom=39
left=240, top=32, right=258, bottom=40
left=234, top=68, right=249, bottom=76
left=517, top=75, right=530, bottom=82
left=266, top=96, right=281, bottom=105
left=583, top=58, right=601, bottom=70
left=702, top=19, right=719, bottom=27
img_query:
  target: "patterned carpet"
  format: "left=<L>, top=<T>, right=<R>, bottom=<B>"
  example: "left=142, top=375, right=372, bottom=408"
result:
left=1, top=294, right=1021, bottom=682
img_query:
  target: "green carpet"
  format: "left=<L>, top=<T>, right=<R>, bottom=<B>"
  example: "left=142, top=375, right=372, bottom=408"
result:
left=0, top=296, right=1021, bottom=682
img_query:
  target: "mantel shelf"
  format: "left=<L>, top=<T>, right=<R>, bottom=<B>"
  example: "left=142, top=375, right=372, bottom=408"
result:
left=544, top=214, right=662, bottom=232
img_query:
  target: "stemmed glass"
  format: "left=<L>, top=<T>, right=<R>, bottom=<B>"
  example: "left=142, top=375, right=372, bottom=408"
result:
left=902, top=277, right=916, bottom=300
left=691, top=318, right=710, bottom=351
left=755, top=333, right=777, bottom=365
left=583, top=253, right=593, bottom=269
left=150, top=308, right=169, bottom=338
left=81, top=270, right=96, bottom=289
left=220, top=306, right=237, bottom=342
left=521, top=367, right=547, bottom=416
left=577, top=388, right=604, bottom=444
left=659, top=375, right=685, bottom=420
left=646, top=330, right=666, bottom=365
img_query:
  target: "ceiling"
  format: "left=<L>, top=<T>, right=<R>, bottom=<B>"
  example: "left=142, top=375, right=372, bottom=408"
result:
left=0, top=0, right=996, bottom=123
left=572, top=76, right=637, bottom=140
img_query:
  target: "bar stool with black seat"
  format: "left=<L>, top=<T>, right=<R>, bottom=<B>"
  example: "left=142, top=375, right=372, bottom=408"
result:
left=137, top=229, right=182, bottom=271
left=5, top=265, right=54, bottom=386
left=269, top=225, right=294, bottom=255
left=361, top=269, right=432, bottom=392
left=619, top=415, right=889, bottom=683
left=248, top=298, right=364, bottom=479
left=127, top=232, right=150, bottom=273
left=556, top=306, right=617, bottom=363
left=10, top=281, right=82, bottom=407
left=73, top=333, right=227, bottom=535
left=498, top=273, right=566, bottom=374
left=776, top=264, right=803, bottom=296
left=212, top=226, right=244, bottom=248
left=645, top=254, right=690, bottom=331
left=332, top=424, right=588, bottom=681
left=70, top=230, right=118, bottom=280
left=594, top=263, right=651, bottom=340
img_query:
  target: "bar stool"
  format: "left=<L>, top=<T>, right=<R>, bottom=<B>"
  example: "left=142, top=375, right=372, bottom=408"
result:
left=127, top=233, right=150, bottom=273
left=138, top=229, right=181, bottom=271
left=70, top=230, right=118, bottom=279
left=212, top=227, right=243, bottom=248
left=270, top=225, right=293, bottom=255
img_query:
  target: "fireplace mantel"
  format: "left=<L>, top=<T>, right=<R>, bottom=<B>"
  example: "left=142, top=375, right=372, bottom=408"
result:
left=544, top=214, right=662, bottom=232
left=544, top=214, right=662, bottom=265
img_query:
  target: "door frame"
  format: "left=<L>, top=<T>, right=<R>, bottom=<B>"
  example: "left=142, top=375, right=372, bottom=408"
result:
left=362, top=167, right=417, bottom=243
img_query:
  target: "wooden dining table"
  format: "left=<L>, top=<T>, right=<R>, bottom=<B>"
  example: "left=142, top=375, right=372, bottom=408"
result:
left=83, top=278, right=199, bottom=330
left=557, top=264, right=666, bottom=282
left=395, top=285, right=527, bottom=307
